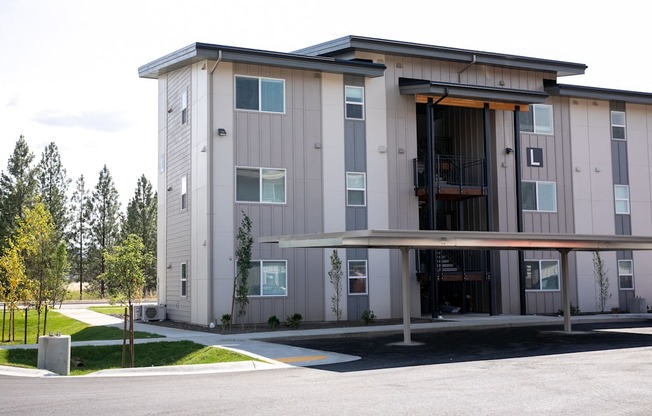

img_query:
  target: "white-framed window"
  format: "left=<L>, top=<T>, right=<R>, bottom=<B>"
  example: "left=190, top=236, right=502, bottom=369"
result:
left=180, top=262, right=188, bottom=297
left=247, top=260, right=287, bottom=296
left=614, top=185, right=630, bottom=214
left=524, top=260, right=559, bottom=291
left=522, top=181, right=557, bottom=212
left=348, top=260, right=368, bottom=295
left=235, top=75, right=285, bottom=113
left=346, top=172, right=366, bottom=206
left=181, top=90, right=188, bottom=124
left=235, top=167, right=286, bottom=204
left=520, top=104, right=553, bottom=135
left=181, top=175, right=188, bottom=210
left=618, top=259, right=634, bottom=290
left=345, top=86, right=364, bottom=120
left=611, top=111, right=626, bottom=140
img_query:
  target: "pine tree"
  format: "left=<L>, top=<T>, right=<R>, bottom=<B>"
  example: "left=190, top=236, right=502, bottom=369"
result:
left=122, top=175, right=157, bottom=292
left=36, top=142, right=70, bottom=241
left=0, top=136, right=37, bottom=250
left=88, top=165, right=120, bottom=298
left=69, top=175, right=92, bottom=299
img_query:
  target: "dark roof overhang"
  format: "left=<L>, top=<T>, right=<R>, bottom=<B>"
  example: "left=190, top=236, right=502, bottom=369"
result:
left=545, top=81, right=652, bottom=104
left=399, top=78, right=548, bottom=110
left=139, top=42, right=386, bottom=79
left=296, top=36, right=587, bottom=77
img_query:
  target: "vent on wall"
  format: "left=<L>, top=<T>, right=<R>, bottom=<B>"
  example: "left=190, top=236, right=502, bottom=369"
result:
left=142, top=305, right=166, bottom=322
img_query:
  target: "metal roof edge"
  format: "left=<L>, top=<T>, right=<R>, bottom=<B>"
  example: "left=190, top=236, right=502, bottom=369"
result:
left=547, top=83, right=652, bottom=104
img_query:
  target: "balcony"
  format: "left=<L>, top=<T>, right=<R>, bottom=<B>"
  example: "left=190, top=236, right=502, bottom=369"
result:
left=413, top=155, right=486, bottom=201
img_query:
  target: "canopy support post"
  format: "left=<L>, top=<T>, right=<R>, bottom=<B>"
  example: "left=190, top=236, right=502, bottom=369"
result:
left=560, top=249, right=572, bottom=332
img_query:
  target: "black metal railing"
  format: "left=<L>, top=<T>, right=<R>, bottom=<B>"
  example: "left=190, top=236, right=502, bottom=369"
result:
left=416, top=249, right=487, bottom=277
left=413, top=155, right=486, bottom=191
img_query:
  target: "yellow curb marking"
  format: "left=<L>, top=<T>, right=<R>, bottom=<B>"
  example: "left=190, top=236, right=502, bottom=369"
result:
left=275, top=355, right=328, bottom=363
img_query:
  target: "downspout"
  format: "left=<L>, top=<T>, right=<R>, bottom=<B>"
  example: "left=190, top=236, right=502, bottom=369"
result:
left=458, top=54, right=477, bottom=82
left=207, top=50, right=222, bottom=326
left=483, top=103, right=495, bottom=315
left=514, top=106, right=526, bottom=315
left=426, top=91, right=448, bottom=318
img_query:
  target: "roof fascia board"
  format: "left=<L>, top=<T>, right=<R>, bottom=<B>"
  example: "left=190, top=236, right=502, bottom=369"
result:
left=297, top=36, right=586, bottom=77
left=547, top=83, right=652, bottom=104
left=399, top=78, right=548, bottom=104
left=139, top=42, right=385, bottom=79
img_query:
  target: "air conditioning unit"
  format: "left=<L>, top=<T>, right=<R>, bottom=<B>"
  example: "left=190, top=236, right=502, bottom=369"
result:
left=131, top=304, right=142, bottom=321
left=142, top=305, right=166, bottom=322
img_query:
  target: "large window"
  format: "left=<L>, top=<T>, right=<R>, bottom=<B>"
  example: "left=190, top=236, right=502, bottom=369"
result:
left=618, top=260, right=634, bottom=290
left=345, top=86, right=364, bottom=120
left=525, top=260, right=559, bottom=291
left=348, top=260, right=368, bottom=295
left=180, top=262, right=188, bottom=297
left=611, top=111, right=626, bottom=140
left=346, top=172, right=366, bottom=206
left=248, top=260, right=287, bottom=296
left=614, top=185, right=630, bottom=214
left=181, top=176, right=188, bottom=210
left=522, top=181, right=557, bottom=212
left=235, top=76, right=285, bottom=113
left=520, top=104, right=553, bottom=135
left=236, top=167, right=286, bottom=204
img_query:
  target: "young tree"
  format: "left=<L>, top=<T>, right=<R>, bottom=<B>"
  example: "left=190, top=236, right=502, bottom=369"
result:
left=0, top=136, right=37, bottom=251
left=593, top=252, right=611, bottom=313
left=69, top=175, right=91, bottom=299
left=88, top=165, right=120, bottom=298
left=100, top=234, right=148, bottom=367
left=36, top=142, right=70, bottom=242
left=231, top=212, right=253, bottom=325
left=0, top=244, right=34, bottom=341
left=328, top=249, right=343, bottom=321
left=122, top=175, right=157, bottom=293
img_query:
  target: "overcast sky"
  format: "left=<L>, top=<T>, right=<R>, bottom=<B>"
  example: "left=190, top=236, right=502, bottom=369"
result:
left=1, top=0, right=650, bottom=208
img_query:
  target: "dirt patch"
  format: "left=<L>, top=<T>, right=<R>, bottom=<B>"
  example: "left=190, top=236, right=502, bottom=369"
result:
left=143, top=317, right=433, bottom=335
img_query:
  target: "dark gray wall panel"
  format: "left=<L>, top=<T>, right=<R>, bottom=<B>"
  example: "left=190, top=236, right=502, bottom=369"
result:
left=611, top=141, right=629, bottom=185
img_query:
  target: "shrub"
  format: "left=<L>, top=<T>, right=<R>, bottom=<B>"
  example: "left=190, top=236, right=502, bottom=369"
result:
left=220, top=314, right=232, bottom=331
left=267, top=315, right=280, bottom=329
left=361, top=309, right=376, bottom=325
left=557, top=304, right=581, bottom=316
left=285, top=313, right=303, bottom=329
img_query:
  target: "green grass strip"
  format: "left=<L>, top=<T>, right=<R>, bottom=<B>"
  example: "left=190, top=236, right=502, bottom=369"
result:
left=0, top=341, right=256, bottom=375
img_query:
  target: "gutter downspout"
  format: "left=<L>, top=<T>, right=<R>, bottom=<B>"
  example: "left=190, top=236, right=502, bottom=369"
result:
left=458, top=54, right=477, bottom=82
left=207, top=50, right=222, bottom=326
left=514, top=106, right=526, bottom=315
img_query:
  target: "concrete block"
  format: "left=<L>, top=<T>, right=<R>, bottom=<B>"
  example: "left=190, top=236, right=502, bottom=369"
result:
left=37, top=334, right=71, bottom=376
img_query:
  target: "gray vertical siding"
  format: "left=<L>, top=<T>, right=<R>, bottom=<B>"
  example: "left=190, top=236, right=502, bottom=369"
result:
left=165, top=67, right=192, bottom=322
left=233, top=65, right=325, bottom=323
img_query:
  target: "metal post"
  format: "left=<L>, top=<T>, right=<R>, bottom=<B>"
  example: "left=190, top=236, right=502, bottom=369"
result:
left=560, top=249, right=572, bottom=332
left=401, top=247, right=412, bottom=344
left=514, top=106, right=527, bottom=315
left=483, top=103, right=496, bottom=315
left=426, top=98, right=438, bottom=317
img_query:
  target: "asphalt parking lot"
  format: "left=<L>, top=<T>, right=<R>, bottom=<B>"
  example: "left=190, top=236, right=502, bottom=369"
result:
left=271, top=321, right=652, bottom=372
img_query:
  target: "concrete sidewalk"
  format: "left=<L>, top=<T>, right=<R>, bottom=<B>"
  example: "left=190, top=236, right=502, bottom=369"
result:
left=1, top=306, right=650, bottom=378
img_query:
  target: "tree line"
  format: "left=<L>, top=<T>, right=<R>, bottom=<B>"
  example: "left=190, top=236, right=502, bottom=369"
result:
left=0, top=136, right=157, bottom=340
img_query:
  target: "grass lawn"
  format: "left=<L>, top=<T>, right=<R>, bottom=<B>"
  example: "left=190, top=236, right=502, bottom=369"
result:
left=0, top=341, right=256, bottom=375
left=1, top=309, right=163, bottom=345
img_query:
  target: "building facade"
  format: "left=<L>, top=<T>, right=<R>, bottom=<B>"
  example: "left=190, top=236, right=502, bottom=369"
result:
left=139, top=36, right=652, bottom=325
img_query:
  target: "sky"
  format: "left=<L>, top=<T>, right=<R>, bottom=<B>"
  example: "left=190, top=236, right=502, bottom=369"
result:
left=1, top=0, right=650, bottom=209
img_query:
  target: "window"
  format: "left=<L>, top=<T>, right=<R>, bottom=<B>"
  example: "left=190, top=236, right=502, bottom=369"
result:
left=614, top=185, right=630, bottom=214
left=236, top=167, right=286, bottom=204
left=520, top=104, right=553, bottom=135
left=181, top=176, right=187, bottom=210
left=611, top=111, right=626, bottom=140
left=345, top=86, right=364, bottom=120
left=348, top=260, right=367, bottom=295
left=618, top=260, right=634, bottom=290
left=235, top=76, right=285, bottom=113
left=180, top=262, right=188, bottom=297
left=522, top=181, right=556, bottom=212
left=248, top=260, right=287, bottom=296
left=525, top=260, right=559, bottom=291
left=346, top=172, right=366, bottom=206
left=181, top=90, right=188, bottom=124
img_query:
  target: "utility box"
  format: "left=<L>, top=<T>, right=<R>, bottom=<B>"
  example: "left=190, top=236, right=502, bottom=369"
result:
left=630, top=298, right=647, bottom=313
left=37, top=334, right=71, bottom=376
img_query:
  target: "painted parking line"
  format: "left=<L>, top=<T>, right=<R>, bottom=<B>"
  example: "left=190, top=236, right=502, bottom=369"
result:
left=274, top=355, right=328, bottom=364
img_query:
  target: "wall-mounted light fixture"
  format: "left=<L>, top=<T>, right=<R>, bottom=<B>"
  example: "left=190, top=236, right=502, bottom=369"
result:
left=505, top=147, right=514, bottom=155
left=167, top=263, right=172, bottom=269
left=167, top=186, right=173, bottom=192
left=217, top=128, right=227, bottom=136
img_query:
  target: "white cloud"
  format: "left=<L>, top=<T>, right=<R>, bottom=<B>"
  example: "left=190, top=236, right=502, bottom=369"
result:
left=33, top=111, right=132, bottom=133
